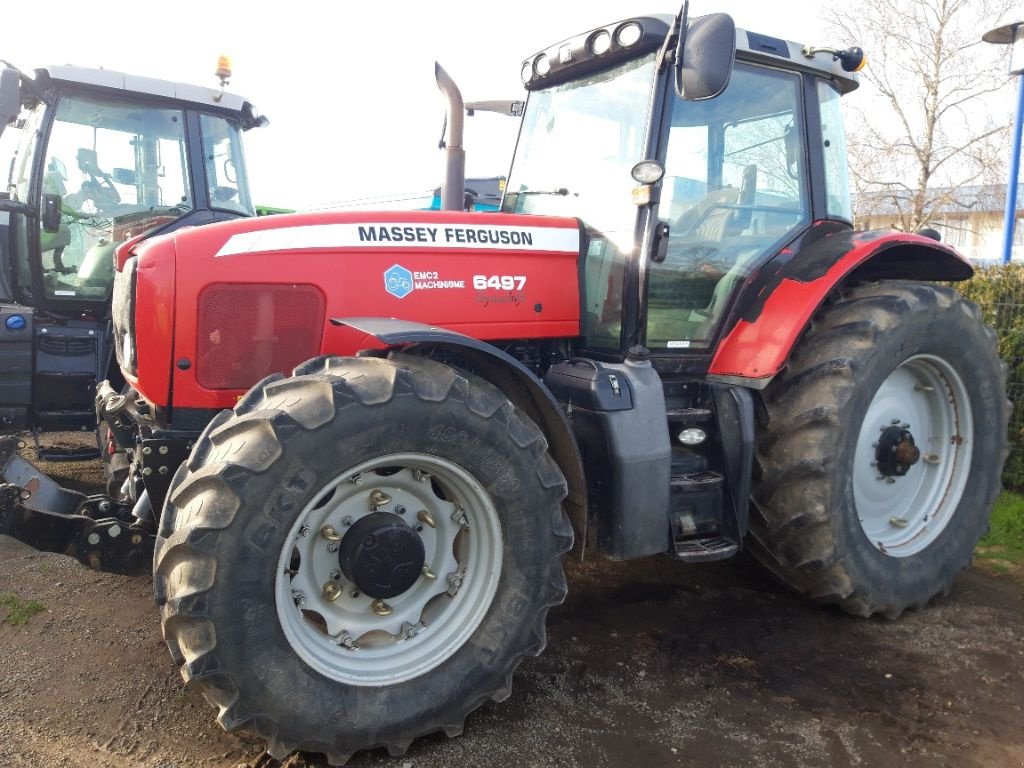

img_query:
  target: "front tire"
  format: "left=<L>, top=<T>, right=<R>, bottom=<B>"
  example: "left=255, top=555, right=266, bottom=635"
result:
left=153, top=354, right=571, bottom=763
left=749, top=281, right=1007, bottom=617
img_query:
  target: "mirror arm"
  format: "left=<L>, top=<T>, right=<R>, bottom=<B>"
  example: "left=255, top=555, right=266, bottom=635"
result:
left=673, top=0, right=691, bottom=95
left=657, top=2, right=687, bottom=71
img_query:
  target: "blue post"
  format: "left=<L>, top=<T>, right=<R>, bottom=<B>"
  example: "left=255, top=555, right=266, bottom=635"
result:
left=1001, top=73, right=1024, bottom=264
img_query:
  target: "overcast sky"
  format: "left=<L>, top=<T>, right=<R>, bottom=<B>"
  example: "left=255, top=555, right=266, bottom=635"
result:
left=2, top=1, right=1006, bottom=209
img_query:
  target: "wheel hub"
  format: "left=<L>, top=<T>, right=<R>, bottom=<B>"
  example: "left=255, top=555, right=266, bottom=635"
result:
left=853, top=355, right=974, bottom=558
left=875, top=425, right=920, bottom=477
left=338, top=512, right=425, bottom=599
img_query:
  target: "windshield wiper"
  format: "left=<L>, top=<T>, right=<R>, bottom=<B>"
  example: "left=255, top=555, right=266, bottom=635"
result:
left=508, top=187, right=575, bottom=198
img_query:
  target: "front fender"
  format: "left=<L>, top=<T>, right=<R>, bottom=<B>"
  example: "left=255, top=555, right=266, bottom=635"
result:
left=330, top=317, right=587, bottom=548
left=707, top=224, right=973, bottom=387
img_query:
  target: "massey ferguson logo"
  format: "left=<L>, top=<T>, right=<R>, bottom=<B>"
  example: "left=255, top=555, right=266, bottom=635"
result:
left=383, top=264, right=465, bottom=299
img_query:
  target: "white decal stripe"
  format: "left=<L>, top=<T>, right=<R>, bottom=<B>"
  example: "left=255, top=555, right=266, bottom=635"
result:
left=215, top=222, right=580, bottom=257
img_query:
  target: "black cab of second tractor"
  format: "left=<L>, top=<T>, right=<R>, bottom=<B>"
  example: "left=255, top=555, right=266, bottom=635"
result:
left=0, top=63, right=266, bottom=446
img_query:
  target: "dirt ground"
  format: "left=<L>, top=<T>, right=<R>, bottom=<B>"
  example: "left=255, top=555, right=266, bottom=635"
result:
left=1, top=436, right=1022, bottom=768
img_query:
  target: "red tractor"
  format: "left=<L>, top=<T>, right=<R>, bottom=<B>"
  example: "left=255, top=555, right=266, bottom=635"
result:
left=0, top=7, right=1006, bottom=764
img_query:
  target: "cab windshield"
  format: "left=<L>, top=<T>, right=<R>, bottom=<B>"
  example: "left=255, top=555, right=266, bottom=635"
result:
left=13, top=93, right=194, bottom=302
left=503, top=55, right=657, bottom=348
left=11, top=93, right=252, bottom=303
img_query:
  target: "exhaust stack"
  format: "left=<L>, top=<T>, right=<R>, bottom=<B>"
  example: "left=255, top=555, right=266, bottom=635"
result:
left=435, top=62, right=466, bottom=211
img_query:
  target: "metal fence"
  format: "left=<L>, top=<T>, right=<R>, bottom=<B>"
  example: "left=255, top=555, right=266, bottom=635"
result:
left=956, top=264, right=1024, bottom=490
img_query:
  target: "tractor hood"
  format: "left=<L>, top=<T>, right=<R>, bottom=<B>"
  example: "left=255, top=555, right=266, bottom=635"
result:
left=118, top=210, right=583, bottom=410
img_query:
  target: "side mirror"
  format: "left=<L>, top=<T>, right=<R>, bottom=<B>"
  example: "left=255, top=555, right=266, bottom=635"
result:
left=676, top=12, right=737, bottom=101
left=41, top=194, right=62, bottom=233
left=0, top=68, right=21, bottom=129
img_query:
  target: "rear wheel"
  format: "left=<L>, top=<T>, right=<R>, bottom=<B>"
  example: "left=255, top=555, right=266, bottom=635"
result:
left=749, top=281, right=1006, bottom=617
left=153, top=354, right=571, bottom=763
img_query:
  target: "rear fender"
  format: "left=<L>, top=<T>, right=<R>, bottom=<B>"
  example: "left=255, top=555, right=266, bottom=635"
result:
left=708, top=225, right=973, bottom=387
left=330, top=317, right=587, bottom=547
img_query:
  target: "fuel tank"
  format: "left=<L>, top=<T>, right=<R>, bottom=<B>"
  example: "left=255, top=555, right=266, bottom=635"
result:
left=119, top=210, right=583, bottom=410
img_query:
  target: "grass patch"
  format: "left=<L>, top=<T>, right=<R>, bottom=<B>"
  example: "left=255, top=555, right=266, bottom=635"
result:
left=977, top=492, right=1024, bottom=560
left=975, top=492, right=1024, bottom=581
left=0, top=593, right=45, bottom=626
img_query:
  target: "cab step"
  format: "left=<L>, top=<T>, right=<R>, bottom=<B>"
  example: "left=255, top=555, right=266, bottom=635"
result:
left=672, top=536, right=739, bottom=562
left=665, top=407, right=712, bottom=424
left=669, top=470, right=739, bottom=562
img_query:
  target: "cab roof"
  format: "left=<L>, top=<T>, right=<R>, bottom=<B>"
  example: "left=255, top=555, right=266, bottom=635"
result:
left=33, top=64, right=265, bottom=122
left=522, top=14, right=860, bottom=95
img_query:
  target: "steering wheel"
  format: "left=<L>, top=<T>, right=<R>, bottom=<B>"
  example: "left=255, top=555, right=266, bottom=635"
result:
left=73, top=148, right=121, bottom=213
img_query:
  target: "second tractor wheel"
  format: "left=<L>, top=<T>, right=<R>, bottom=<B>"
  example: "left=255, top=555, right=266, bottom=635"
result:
left=152, top=354, right=572, bottom=763
left=750, top=281, right=1006, bottom=618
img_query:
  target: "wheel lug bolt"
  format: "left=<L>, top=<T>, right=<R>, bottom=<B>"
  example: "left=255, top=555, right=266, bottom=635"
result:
left=350, top=589, right=361, bottom=598
left=372, top=599, right=393, bottom=617
left=330, top=570, right=342, bottom=580
left=422, top=566, right=436, bottom=580
left=417, top=509, right=436, bottom=529
left=369, top=489, right=392, bottom=510
left=323, top=582, right=342, bottom=602
left=342, top=516, right=354, bottom=527
left=320, top=524, right=342, bottom=541
left=299, top=526, right=311, bottom=537
left=395, top=505, right=406, bottom=515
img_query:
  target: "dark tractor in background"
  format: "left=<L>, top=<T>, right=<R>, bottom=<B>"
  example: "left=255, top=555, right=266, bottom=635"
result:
left=0, top=62, right=265, bottom=453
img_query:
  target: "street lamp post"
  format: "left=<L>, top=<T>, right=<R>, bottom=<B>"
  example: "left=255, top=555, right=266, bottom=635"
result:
left=984, top=18, right=1024, bottom=264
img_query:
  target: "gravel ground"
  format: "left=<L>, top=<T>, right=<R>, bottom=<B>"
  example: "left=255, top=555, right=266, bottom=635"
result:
left=0, top=435, right=1021, bottom=767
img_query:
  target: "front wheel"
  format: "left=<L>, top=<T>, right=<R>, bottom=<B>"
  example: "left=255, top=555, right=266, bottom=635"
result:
left=749, top=281, right=1007, bottom=617
left=153, top=354, right=571, bottom=763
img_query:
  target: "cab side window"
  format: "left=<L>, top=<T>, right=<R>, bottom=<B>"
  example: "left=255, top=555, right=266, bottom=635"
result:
left=646, top=64, right=809, bottom=350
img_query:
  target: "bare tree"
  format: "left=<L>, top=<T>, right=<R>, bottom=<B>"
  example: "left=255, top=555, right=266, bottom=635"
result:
left=826, top=0, right=1014, bottom=232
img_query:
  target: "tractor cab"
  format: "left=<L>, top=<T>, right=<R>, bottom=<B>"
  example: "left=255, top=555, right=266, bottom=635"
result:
left=503, top=13, right=861, bottom=367
left=0, top=63, right=265, bottom=433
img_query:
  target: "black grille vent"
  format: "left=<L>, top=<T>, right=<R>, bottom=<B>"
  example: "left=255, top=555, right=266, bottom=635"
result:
left=38, top=336, right=95, bottom=356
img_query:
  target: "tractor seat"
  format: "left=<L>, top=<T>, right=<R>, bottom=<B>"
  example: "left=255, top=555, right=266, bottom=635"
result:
left=674, top=186, right=740, bottom=242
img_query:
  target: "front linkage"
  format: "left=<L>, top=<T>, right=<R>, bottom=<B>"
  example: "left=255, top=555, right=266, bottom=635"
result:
left=0, top=435, right=154, bottom=575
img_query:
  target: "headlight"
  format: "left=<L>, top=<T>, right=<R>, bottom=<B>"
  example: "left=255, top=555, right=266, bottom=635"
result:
left=617, top=22, right=643, bottom=47
left=589, top=30, right=612, bottom=55
left=111, top=257, right=138, bottom=377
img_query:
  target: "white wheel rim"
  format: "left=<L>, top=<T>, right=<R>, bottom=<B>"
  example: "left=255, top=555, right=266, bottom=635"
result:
left=853, top=354, right=974, bottom=557
left=275, top=453, right=503, bottom=685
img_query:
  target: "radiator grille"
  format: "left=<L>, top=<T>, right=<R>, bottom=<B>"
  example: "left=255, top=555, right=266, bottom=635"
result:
left=197, top=284, right=326, bottom=390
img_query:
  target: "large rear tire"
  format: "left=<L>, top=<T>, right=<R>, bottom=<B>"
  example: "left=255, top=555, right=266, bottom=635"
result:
left=153, top=354, right=571, bottom=763
left=749, top=281, right=1006, bottom=617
